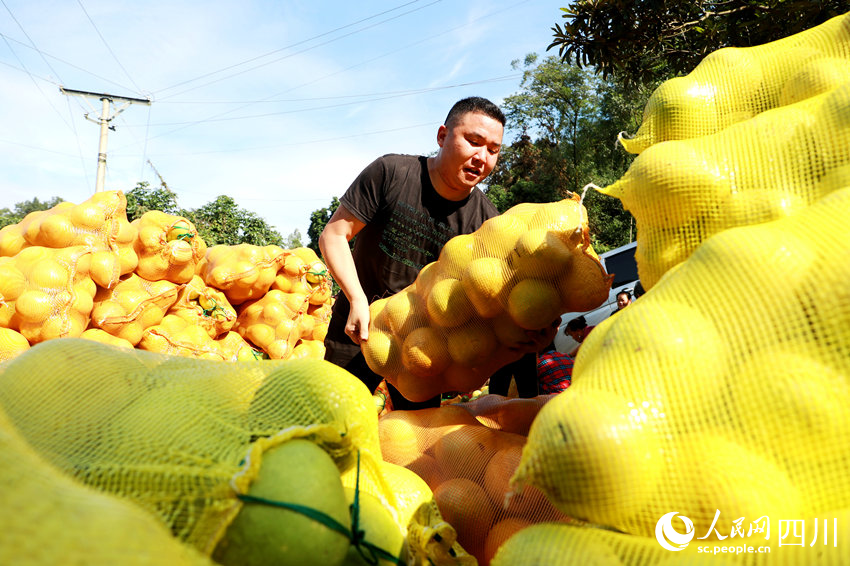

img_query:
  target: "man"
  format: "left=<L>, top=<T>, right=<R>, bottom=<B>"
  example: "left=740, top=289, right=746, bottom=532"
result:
left=320, top=97, right=521, bottom=409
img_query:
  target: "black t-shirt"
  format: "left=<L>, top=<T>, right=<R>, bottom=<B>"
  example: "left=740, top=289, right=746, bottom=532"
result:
left=325, top=153, right=499, bottom=366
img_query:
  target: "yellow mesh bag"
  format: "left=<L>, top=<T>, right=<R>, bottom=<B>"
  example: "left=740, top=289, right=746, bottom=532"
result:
left=378, top=398, right=574, bottom=565
left=8, top=246, right=96, bottom=343
left=138, top=313, right=240, bottom=360
left=169, top=274, right=237, bottom=338
left=89, top=273, right=180, bottom=345
left=197, top=243, right=287, bottom=305
left=0, top=338, right=469, bottom=564
left=619, top=12, right=850, bottom=154
left=269, top=246, right=335, bottom=306
left=0, top=256, right=26, bottom=328
left=600, top=80, right=850, bottom=289
left=511, top=187, right=850, bottom=562
left=133, top=211, right=207, bottom=284
left=0, top=405, right=214, bottom=566
left=234, top=288, right=313, bottom=360
left=0, top=190, right=138, bottom=288
left=362, top=196, right=611, bottom=403
left=80, top=327, right=135, bottom=349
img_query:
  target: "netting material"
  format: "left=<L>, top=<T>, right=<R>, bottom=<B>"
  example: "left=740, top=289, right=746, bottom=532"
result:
left=0, top=339, right=453, bottom=560
left=601, top=80, right=850, bottom=289
left=506, top=187, right=850, bottom=563
left=363, top=196, right=612, bottom=402
left=619, top=12, right=850, bottom=154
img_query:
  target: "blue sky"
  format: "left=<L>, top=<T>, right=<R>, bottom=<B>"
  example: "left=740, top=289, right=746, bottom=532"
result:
left=0, top=1, right=567, bottom=241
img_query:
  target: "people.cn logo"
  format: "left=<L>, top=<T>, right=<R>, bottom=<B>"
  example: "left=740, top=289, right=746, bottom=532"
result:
left=656, top=512, right=696, bottom=551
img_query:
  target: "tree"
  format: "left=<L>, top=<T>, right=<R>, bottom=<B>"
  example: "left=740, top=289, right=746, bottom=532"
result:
left=549, top=1, right=847, bottom=85
left=282, top=229, right=304, bottom=249
left=0, top=196, right=64, bottom=229
left=487, top=54, right=649, bottom=251
left=306, top=197, right=341, bottom=254
left=125, top=182, right=180, bottom=222
left=187, top=195, right=283, bottom=247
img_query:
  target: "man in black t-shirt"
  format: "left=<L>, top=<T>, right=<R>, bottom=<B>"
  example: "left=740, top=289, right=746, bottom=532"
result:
left=319, top=97, right=548, bottom=409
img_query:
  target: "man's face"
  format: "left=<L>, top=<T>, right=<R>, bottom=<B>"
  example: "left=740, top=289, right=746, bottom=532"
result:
left=434, top=111, right=503, bottom=200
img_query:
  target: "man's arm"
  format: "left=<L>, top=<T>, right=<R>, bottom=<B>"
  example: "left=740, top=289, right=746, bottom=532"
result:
left=318, top=204, right=370, bottom=344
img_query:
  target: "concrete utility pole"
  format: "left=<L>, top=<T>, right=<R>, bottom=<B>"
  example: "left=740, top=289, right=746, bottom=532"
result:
left=60, top=87, right=151, bottom=193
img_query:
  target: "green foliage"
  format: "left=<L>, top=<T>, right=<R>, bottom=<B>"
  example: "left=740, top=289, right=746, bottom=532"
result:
left=187, top=195, right=283, bottom=247
left=282, top=229, right=304, bottom=249
left=306, top=197, right=341, bottom=254
left=0, top=196, right=64, bottom=229
left=487, top=54, right=651, bottom=250
left=549, top=1, right=847, bottom=85
left=125, top=182, right=180, bottom=222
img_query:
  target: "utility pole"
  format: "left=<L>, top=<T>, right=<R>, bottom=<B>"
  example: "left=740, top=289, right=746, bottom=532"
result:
left=60, top=87, right=151, bottom=193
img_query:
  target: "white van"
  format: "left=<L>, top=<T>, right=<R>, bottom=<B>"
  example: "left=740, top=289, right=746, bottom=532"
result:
left=553, top=241, right=640, bottom=354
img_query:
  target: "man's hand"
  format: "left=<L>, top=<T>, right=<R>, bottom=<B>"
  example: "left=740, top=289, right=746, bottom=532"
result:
left=345, top=295, right=371, bottom=345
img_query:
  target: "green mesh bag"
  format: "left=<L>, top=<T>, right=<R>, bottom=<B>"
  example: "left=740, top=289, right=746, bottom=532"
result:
left=0, top=339, right=470, bottom=564
left=510, top=187, right=850, bottom=563
left=619, top=12, right=850, bottom=154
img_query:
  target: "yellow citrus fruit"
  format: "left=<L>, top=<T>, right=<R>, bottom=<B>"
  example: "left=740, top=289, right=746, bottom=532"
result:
left=214, top=439, right=350, bottom=566
left=446, top=322, right=498, bottom=367
left=433, top=477, right=496, bottom=561
left=492, top=313, right=530, bottom=348
left=516, top=389, right=663, bottom=529
left=28, top=259, right=70, bottom=290
left=474, top=214, right=527, bottom=259
left=401, top=326, right=450, bottom=378
left=526, top=198, right=583, bottom=234
left=0, top=327, right=30, bottom=362
left=378, top=415, right=421, bottom=466
left=462, top=257, right=513, bottom=318
left=412, top=261, right=440, bottom=296
left=557, top=250, right=612, bottom=312
left=490, top=523, right=622, bottom=566
left=438, top=233, right=477, bottom=279
left=483, top=518, right=532, bottom=566
left=69, top=202, right=107, bottom=230
left=342, top=488, right=407, bottom=566
left=502, top=201, right=541, bottom=224
left=37, top=213, right=76, bottom=247
left=89, top=251, right=119, bottom=289
left=426, top=278, right=474, bottom=328
left=362, top=330, right=402, bottom=377
left=506, top=278, right=561, bottom=330
left=384, top=292, right=425, bottom=336
left=14, top=289, right=54, bottom=322
left=510, top=228, right=574, bottom=279
left=433, top=423, right=499, bottom=482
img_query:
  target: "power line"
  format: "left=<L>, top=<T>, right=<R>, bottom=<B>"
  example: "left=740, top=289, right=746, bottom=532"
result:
left=123, top=74, right=520, bottom=127
left=75, top=0, right=144, bottom=95
left=153, top=0, right=439, bottom=98
left=0, top=31, right=138, bottom=93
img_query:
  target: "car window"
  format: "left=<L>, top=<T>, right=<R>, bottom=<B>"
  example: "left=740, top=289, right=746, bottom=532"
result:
left=605, top=247, right=639, bottom=288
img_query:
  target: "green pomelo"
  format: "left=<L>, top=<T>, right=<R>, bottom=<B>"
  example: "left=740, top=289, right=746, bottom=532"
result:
left=214, top=438, right=350, bottom=566
left=342, top=488, right=407, bottom=566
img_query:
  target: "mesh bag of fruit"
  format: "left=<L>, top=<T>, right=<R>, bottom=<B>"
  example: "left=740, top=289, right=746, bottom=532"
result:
left=619, top=12, right=850, bottom=154
left=0, top=190, right=138, bottom=289
left=362, top=195, right=612, bottom=402
left=377, top=397, right=581, bottom=566
left=600, top=79, right=850, bottom=290
left=89, top=273, right=181, bottom=345
left=168, top=274, right=237, bottom=338
left=0, top=403, right=215, bottom=566
left=197, top=243, right=288, bottom=306
left=133, top=211, right=206, bottom=284
left=0, top=339, right=471, bottom=565
left=504, top=187, right=850, bottom=564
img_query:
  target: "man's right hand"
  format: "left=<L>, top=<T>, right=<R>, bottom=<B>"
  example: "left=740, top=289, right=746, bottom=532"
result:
left=345, top=295, right=371, bottom=345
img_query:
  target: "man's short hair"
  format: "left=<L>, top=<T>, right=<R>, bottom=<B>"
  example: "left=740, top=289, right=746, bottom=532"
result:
left=445, top=96, right=506, bottom=128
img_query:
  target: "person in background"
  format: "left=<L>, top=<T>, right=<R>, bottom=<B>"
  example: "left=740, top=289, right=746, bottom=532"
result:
left=320, top=96, right=553, bottom=410
left=607, top=289, right=633, bottom=320
left=535, top=345, right=574, bottom=395
left=564, top=315, right=595, bottom=357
